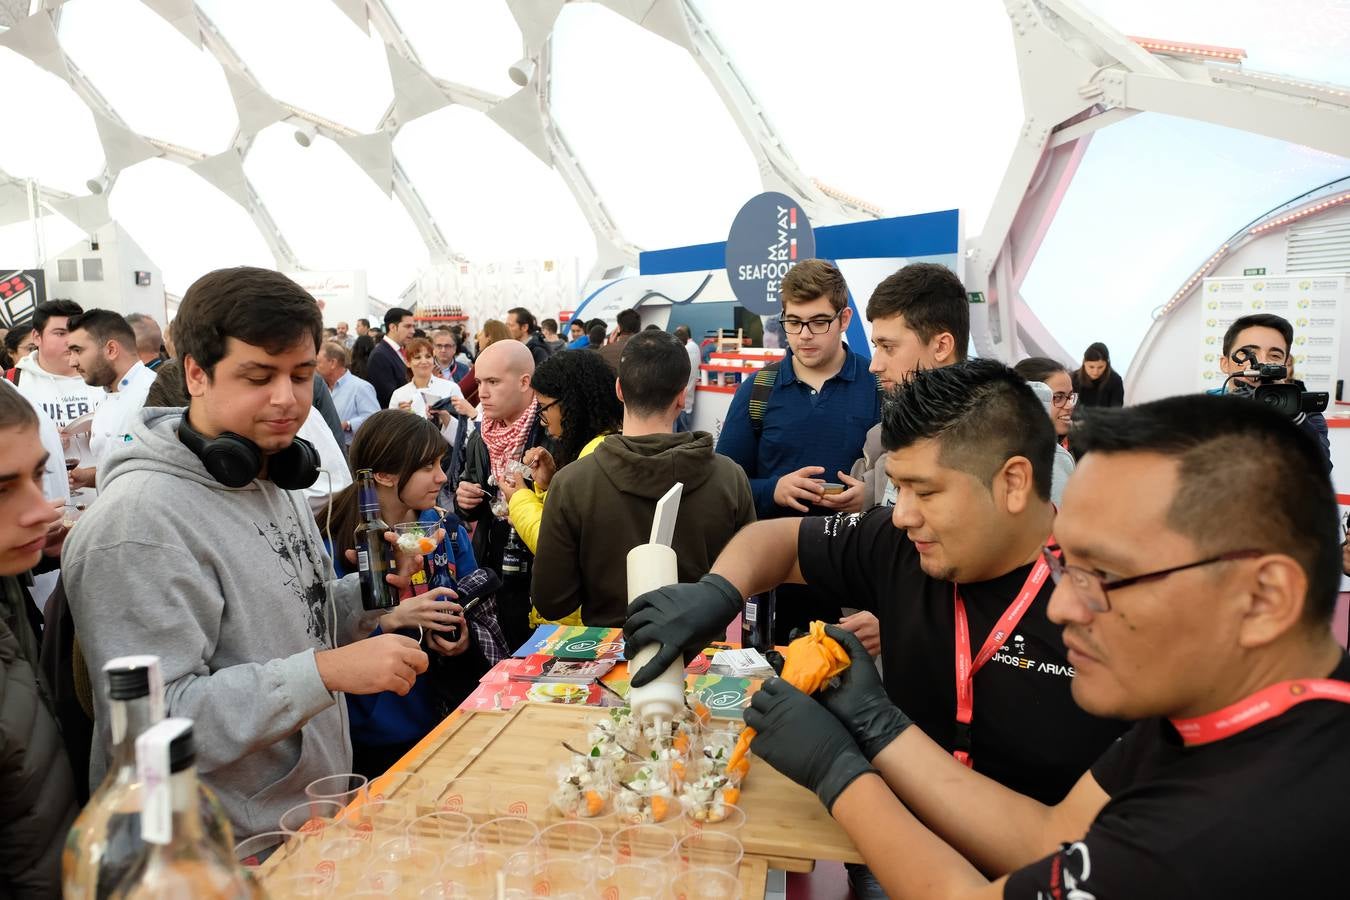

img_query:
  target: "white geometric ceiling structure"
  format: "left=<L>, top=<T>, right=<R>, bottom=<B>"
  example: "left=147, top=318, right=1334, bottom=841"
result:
left=0, top=0, right=1344, bottom=365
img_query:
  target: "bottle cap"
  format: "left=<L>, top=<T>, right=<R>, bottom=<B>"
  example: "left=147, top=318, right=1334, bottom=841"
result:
left=105, top=654, right=162, bottom=701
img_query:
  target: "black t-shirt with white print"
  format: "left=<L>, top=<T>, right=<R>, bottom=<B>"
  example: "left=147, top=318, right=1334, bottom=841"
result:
left=1005, top=654, right=1350, bottom=899
left=798, top=508, right=1128, bottom=804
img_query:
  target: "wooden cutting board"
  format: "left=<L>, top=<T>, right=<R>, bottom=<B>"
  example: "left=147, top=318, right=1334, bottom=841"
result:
left=409, top=703, right=863, bottom=872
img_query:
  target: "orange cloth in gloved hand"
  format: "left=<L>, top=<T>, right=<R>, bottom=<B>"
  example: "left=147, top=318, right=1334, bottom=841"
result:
left=726, top=620, right=851, bottom=773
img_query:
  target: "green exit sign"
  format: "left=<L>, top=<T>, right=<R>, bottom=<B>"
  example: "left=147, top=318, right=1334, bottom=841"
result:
left=1243, top=267, right=1266, bottom=276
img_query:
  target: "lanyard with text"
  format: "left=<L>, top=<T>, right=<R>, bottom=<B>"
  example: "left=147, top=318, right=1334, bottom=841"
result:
left=951, top=552, right=1054, bottom=767
left=1170, top=677, right=1350, bottom=746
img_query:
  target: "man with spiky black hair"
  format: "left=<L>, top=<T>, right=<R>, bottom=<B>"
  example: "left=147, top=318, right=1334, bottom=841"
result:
left=625, top=359, right=1127, bottom=806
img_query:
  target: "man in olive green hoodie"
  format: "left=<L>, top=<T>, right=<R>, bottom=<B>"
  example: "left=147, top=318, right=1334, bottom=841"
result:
left=532, top=330, right=754, bottom=626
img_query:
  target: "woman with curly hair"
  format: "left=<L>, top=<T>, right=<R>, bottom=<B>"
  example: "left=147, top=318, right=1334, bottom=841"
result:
left=500, top=349, right=622, bottom=624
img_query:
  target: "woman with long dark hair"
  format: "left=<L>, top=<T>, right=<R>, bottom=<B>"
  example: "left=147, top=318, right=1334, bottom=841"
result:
left=1072, top=342, right=1124, bottom=407
left=321, top=410, right=501, bottom=776
left=499, top=349, right=623, bottom=625
left=1012, top=356, right=1077, bottom=504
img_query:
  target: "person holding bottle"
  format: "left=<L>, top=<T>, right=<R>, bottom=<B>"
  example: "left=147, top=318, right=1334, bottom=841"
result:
left=323, top=410, right=500, bottom=776
left=0, top=383, right=77, bottom=898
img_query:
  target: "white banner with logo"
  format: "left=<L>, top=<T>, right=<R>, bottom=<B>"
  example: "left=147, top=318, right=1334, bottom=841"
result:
left=1198, top=274, right=1347, bottom=395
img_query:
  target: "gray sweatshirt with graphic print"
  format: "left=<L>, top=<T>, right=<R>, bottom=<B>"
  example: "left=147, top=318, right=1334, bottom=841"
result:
left=63, top=407, right=372, bottom=840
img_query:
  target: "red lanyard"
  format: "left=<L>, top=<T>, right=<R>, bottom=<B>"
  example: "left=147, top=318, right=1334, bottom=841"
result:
left=951, top=553, right=1053, bottom=767
left=1170, top=677, right=1350, bottom=747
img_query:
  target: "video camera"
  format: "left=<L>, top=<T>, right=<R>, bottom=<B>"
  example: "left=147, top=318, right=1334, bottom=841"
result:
left=1225, top=348, right=1328, bottom=420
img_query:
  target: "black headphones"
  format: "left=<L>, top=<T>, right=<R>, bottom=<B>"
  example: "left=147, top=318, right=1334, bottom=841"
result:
left=177, top=415, right=321, bottom=490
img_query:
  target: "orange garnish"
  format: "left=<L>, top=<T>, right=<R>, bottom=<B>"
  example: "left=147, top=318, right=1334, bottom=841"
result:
left=417, top=536, right=436, bottom=554
left=585, top=790, right=604, bottom=817
left=721, top=786, right=741, bottom=807
left=650, top=794, right=670, bottom=822
left=673, top=732, right=690, bottom=753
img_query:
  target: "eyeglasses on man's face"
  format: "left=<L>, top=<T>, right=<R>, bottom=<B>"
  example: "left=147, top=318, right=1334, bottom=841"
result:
left=1042, top=544, right=1263, bottom=613
left=778, top=310, right=842, bottom=335
left=1052, top=391, right=1078, bottom=408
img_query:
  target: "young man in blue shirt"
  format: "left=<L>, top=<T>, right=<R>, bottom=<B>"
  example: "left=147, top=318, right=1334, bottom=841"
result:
left=716, top=258, right=880, bottom=641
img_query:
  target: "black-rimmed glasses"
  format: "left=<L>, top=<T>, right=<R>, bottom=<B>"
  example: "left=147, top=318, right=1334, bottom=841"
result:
left=1051, top=391, right=1078, bottom=407
left=778, top=310, right=842, bottom=335
left=1042, top=544, right=1264, bottom=613
left=537, top=399, right=561, bottom=419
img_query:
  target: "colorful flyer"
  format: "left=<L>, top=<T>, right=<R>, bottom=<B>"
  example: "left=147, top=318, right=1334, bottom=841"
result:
left=512, top=625, right=625, bottom=660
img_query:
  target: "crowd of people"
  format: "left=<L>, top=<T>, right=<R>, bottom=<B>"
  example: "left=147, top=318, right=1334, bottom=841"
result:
left=0, top=257, right=1345, bottom=898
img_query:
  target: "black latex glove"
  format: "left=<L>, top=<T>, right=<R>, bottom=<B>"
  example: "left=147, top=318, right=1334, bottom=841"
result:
left=745, top=678, right=876, bottom=812
left=624, top=574, right=742, bottom=687
left=819, top=624, right=914, bottom=760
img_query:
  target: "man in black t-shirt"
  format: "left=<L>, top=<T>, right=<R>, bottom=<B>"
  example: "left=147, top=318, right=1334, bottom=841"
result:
left=626, top=360, right=1128, bottom=807
left=716, top=393, right=1350, bottom=899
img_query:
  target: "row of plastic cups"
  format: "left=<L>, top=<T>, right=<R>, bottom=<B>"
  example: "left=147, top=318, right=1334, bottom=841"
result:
left=240, top=820, right=742, bottom=897
left=268, top=864, right=741, bottom=899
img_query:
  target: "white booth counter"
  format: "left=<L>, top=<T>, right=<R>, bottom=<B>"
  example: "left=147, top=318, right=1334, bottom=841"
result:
left=690, top=347, right=786, bottom=440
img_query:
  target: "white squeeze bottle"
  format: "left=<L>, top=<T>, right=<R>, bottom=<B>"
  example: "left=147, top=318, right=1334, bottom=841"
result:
left=627, top=483, right=686, bottom=731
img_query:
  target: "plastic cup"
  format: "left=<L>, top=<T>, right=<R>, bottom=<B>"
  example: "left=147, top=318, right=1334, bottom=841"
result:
left=610, top=824, right=677, bottom=865
left=537, top=821, right=605, bottom=860
left=305, top=773, right=369, bottom=808
left=343, top=798, right=409, bottom=843
left=233, top=830, right=293, bottom=870
left=500, top=846, right=546, bottom=894
left=676, top=832, right=743, bottom=875
left=549, top=754, right=617, bottom=821
left=474, top=816, right=539, bottom=854
left=671, top=867, right=742, bottom=898
left=280, top=800, right=347, bottom=840
left=596, top=861, right=666, bottom=899
left=441, top=844, right=505, bottom=894
left=613, top=761, right=679, bottom=826
left=310, top=835, right=372, bottom=888
left=408, top=811, right=474, bottom=848
left=436, top=776, right=495, bottom=821
left=278, top=872, right=341, bottom=897
left=418, top=881, right=472, bottom=899
left=681, top=795, right=748, bottom=837
left=528, top=857, right=594, bottom=896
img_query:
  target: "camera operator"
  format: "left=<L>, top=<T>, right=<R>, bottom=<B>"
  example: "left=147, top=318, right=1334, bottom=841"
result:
left=1211, top=313, right=1330, bottom=469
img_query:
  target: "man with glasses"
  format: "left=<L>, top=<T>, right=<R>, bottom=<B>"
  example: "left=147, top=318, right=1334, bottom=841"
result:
left=629, top=360, right=1126, bottom=820
left=716, top=259, right=882, bottom=641
left=432, top=328, right=469, bottom=382
left=715, top=392, right=1349, bottom=899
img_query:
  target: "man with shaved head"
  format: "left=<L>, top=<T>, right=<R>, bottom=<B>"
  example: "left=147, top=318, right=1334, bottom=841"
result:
left=453, top=338, right=554, bottom=646
left=124, top=313, right=166, bottom=371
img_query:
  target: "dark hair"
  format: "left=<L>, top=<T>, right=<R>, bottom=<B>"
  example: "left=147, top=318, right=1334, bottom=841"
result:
left=587, top=318, right=606, bottom=332
left=321, top=341, right=350, bottom=367
left=67, top=309, right=137, bottom=353
left=5, top=327, right=34, bottom=354
left=384, top=307, right=413, bottom=329
left=866, top=264, right=969, bottom=361
left=0, top=381, right=38, bottom=430
left=1012, top=356, right=1069, bottom=384
left=350, top=334, right=374, bottom=378
left=673, top=325, right=692, bottom=342
left=125, top=312, right=164, bottom=355
left=616, top=309, right=641, bottom=335
left=1076, top=342, right=1112, bottom=384
left=357, top=318, right=371, bottom=328
left=508, top=307, right=538, bottom=333
left=323, top=410, right=448, bottom=563
left=781, top=259, right=848, bottom=313
left=587, top=324, right=607, bottom=346
left=568, top=319, right=585, bottom=334
left=541, top=318, right=558, bottom=335
left=1222, top=314, right=1293, bottom=358
left=882, top=358, right=1054, bottom=501
left=33, top=299, right=83, bottom=336
left=530, top=349, right=623, bottom=465
left=1073, top=394, right=1340, bottom=624
left=619, top=330, right=691, bottom=418
left=175, top=267, right=322, bottom=377
left=145, top=358, right=190, bottom=407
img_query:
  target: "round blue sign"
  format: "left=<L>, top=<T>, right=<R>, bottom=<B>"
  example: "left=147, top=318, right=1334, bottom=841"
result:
left=725, top=191, right=815, bottom=316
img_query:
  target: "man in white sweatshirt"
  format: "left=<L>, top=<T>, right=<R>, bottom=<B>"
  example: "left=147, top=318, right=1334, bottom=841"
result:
left=64, top=309, right=158, bottom=489
left=13, top=300, right=104, bottom=430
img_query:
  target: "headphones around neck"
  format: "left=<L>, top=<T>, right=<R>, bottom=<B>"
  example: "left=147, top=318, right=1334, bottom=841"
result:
left=177, top=414, right=320, bottom=490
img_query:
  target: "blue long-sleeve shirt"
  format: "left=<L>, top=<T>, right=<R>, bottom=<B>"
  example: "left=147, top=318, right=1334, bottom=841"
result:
left=716, top=347, right=880, bottom=519
left=333, top=508, right=477, bottom=748
left=329, top=370, right=379, bottom=445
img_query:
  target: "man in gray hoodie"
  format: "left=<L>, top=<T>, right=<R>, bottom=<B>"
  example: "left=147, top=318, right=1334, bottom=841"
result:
left=63, top=267, right=430, bottom=840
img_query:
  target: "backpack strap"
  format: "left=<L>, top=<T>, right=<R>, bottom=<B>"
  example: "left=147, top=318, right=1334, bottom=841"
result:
left=748, top=361, right=781, bottom=438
